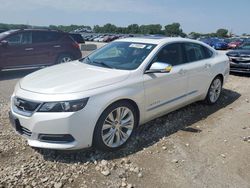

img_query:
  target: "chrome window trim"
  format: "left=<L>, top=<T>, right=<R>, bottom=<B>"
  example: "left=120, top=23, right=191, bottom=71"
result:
left=143, top=41, right=215, bottom=73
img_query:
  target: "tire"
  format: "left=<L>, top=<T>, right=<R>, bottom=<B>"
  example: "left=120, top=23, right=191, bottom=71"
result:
left=93, top=101, right=138, bottom=151
left=205, top=76, right=222, bottom=105
left=57, top=54, right=73, bottom=64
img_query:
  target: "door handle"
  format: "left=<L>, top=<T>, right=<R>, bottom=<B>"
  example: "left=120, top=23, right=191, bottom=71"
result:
left=53, top=45, right=61, bottom=48
left=25, top=48, right=34, bottom=51
left=178, top=69, right=186, bottom=75
left=205, top=63, right=211, bottom=69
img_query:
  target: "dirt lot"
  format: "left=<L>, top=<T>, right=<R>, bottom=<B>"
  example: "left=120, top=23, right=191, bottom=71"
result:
left=0, top=71, right=250, bottom=188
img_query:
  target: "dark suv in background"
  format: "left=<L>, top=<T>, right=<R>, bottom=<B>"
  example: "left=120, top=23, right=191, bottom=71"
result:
left=0, top=29, right=82, bottom=70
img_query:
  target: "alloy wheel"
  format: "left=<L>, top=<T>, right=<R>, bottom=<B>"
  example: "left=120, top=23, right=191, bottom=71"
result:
left=209, top=78, right=222, bottom=103
left=60, top=57, right=72, bottom=63
left=101, top=107, right=135, bottom=148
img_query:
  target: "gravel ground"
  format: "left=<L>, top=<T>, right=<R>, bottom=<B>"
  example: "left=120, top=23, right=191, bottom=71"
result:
left=0, top=73, right=250, bottom=188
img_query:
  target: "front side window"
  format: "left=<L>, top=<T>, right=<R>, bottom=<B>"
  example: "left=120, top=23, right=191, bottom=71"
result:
left=81, top=42, right=156, bottom=70
left=153, top=43, right=185, bottom=66
left=5, top=32, right=32, bottom=45
left=184, top=43, right=209, bottom=62
left=5, top=33, right=22, bottom=45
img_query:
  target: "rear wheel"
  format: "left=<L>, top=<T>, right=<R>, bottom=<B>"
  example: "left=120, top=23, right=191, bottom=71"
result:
left=93, top=101, right=137, bottom=151
left=205, top=77, right=222, bottom=104
left=57, top=54, right=73, bottom=64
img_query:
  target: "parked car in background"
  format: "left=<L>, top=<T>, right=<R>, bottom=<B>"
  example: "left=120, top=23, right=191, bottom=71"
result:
left=227, top=39, right=243, bottom=49
left=9, top=37, right=229, bottom=151
left=226, top=42, right=250, bottom=73
left=199, top=38, right=228, bottom=50
left=0, top=29, right=7, bottom=33
left=69, top=33, right=85, bottom=44
left=0, top=29, right=82, bottom=71
left=210, top=39, right=228, bottom=50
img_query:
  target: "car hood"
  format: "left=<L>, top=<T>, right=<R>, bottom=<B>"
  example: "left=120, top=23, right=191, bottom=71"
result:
left=19, top=61, right=130, bottom=94
left=227, top=50, right=250, bottom=56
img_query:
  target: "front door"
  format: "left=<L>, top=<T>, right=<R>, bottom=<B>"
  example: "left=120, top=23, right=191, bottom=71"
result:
left=1, top=31, right=33, bottom=68
left=143, top=43, right=189, bottom=120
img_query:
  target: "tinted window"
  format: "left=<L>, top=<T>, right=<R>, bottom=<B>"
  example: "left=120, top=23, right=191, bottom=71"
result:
left=184, top=43, right=208, bottom=62
left=32, top=31, right=62, bottom=43
left=5, top=32, right=32, bottom=45
left=70, top=34, right=85, bottom=43
left=203, top=46, right=214, bottom=58
left=154, top=43, right=185, bottom=66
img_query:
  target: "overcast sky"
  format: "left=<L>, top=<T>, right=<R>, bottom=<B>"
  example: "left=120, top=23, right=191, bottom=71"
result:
left=0, top=0, right=249, bottom=34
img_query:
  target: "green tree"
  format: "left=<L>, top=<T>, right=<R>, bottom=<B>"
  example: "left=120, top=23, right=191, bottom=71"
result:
left=127, top=24, right=140, bottom=34
left=188, top=32, right=201, bottom=39
left=164, top=23, right=185, bottom=37
left=139, top=24, right=162, bottom=34
left=216, top=29, right=228, bottom=38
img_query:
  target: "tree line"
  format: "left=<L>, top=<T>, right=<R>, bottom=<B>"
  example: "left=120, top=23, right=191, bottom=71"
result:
left=93, top=23, right=186, bottom=37
left=0, top=22, right=240, bottom=38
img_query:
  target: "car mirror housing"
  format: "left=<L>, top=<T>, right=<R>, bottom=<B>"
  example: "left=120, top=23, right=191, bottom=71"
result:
left=145, top=62, right=172, bottom=74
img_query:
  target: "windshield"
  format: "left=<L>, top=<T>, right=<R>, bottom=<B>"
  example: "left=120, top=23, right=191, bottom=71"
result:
left=0, top=30, right=18, bottom=40
left=80, top=41, right=156, bottom=70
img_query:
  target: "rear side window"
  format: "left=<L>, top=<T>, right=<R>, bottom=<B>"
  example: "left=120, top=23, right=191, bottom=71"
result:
left=154, top=43, right=185, bottom=66
left=32, top=31, right=62, bottom=43
left=202, top=46, right=214, bottom=58
left=184, top=43, right=212, bottom=62
left=5, top=32, right=32, bottom=45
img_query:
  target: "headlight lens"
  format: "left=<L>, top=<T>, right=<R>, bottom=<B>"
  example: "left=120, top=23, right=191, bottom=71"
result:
left=38, top=98, right=89, bottom=112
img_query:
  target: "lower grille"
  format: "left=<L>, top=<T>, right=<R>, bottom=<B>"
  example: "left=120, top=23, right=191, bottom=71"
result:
left=14, top=119, right=32, bottom=137
left=38, top=134, right=75, bottom=143
left=20, top=126, right=32, bottom=137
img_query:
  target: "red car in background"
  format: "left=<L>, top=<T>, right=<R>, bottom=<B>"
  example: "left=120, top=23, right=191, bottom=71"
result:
left=228, top=39, right=243, bottom=49
left=0, top=29, right=82, bottom=71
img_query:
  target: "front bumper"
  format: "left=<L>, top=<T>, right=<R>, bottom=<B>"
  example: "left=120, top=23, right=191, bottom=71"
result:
left=230, top=62, right=250, bottom=73
left=9, top=96, right=98, bottom=150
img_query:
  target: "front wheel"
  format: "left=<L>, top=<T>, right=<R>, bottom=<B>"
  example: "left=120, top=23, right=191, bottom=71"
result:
left=205, top=77, right=222, bottom=104
left=93, top=101, right=137, bottom=151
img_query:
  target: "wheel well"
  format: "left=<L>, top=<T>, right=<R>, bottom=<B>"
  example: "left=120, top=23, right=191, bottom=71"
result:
left=215, top=74, right=224, bottom=85
left=111, top=99, right=140, bottom=126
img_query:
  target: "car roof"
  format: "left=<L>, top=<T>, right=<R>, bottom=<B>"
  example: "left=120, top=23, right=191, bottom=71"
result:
left=116, top=36, right=200, bottom=45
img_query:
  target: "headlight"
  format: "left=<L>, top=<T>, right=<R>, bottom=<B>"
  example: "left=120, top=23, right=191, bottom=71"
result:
left=38, top=98, right=89, bottom=112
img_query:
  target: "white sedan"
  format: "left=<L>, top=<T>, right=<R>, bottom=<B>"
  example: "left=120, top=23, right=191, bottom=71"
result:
left=9, top=37, right=230, bottom=151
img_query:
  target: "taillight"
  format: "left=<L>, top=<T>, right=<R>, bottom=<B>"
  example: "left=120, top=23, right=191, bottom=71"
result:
left=72, top=42, right=80, bottom=49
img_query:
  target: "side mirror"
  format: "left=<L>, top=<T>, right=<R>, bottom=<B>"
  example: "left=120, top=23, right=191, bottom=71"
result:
left=0, top=40, right=9, bottom=47
left=145, top=62, right=172, bottom=74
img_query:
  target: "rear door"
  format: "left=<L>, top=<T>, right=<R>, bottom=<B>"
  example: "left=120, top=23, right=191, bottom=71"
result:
left=183, top=42, right=213, bottom=99
left=1, top=31, right=33, bottom=68
left=31, top=31, right=63, bottom=65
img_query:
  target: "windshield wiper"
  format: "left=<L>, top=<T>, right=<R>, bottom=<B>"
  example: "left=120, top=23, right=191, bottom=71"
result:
left=93, top=61, right=114, bottom=69
left=81, top=57, right=114, bottom=69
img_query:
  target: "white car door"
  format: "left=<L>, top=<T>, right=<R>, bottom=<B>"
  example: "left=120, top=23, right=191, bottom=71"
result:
left=183, top=42, right=213, bottom=99
left=143, top=43, right=189, bottom=120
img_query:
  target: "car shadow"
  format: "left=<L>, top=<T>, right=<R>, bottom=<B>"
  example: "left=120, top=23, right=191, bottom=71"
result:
left=0, top=68, right=40, bottom=81
left=36, top=88, right=241, bottom=164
